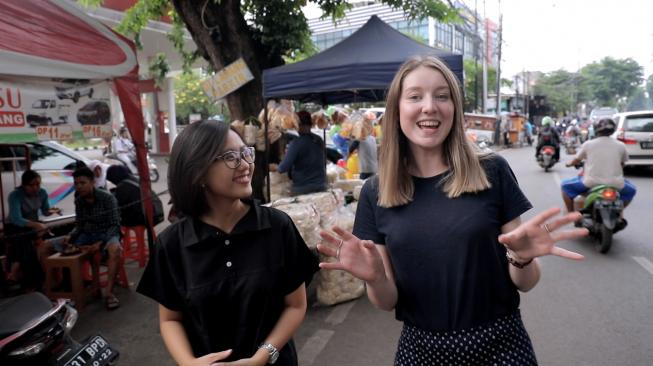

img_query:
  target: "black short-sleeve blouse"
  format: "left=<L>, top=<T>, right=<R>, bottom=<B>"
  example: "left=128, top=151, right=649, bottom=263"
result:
left=353, top=154, right=532, bottom=332
left=136, top=199, right=319, bottom=364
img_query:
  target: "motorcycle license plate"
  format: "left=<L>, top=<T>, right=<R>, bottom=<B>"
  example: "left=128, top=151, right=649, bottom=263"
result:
left=58, top=335, right=118, bottom=366
left=640, top=141, right=653, bottom=149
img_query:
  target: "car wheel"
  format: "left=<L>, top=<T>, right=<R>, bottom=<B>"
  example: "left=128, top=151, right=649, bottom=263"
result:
left=88, top=88, right=94, bottom=99
left=47, top=118, right=53, bottom=125
left=73, top=92, right=80, bottom=103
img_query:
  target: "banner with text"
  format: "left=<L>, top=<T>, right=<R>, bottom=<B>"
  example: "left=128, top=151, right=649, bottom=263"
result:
left=0, top=76, right=112, bottom=143
left=202, top=58, right=254, bottom=101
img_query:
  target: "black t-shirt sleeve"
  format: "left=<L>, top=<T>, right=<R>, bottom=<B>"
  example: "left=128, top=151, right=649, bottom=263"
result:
left=491, top=155, right=532, bottom=224
left=136, top=237, right=185, bottom=311
left=279, top=212, right=320, bottom=295
left=353, top=178, right=385, bottom=244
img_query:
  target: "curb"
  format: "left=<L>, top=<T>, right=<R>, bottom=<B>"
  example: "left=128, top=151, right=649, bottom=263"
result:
left=72, top=146, right=103, bottom=151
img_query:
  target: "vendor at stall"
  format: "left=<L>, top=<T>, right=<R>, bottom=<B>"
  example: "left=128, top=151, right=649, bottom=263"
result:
left=273, top=110, right=327, bottom=196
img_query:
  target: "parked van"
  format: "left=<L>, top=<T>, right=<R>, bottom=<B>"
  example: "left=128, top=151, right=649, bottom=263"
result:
left=1, top=141, right=90, bottom=231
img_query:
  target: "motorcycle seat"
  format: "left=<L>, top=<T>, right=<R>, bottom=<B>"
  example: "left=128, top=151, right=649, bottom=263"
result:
left=0, top=292, right=53, bottom=339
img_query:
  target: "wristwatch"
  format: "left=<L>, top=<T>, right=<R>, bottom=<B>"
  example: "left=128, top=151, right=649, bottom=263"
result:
left=258, top=343, right=279, bottom=364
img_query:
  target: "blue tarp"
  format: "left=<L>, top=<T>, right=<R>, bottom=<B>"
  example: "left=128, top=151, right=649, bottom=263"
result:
left=262, top=15, right=464, bottom=104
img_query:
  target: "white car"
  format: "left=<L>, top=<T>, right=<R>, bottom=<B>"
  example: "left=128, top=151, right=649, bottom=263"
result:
left=611, top=110, right=653, bottom=167
left=1, top=141, right=90, bottom=230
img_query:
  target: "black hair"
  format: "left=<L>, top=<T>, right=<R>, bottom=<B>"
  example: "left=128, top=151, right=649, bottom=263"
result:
left=73, top=166, right=95, bottom=180
left=297, top=110, right=312, bottom=127
left=106, top=165, right=132, bottom=185
left=21, top=169, right=41, bottom=186
left=168, top=119, right=240, bottom=217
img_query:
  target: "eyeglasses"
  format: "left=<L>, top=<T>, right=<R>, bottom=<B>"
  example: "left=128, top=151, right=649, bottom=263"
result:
left=214, top=146, right=255, bottom=169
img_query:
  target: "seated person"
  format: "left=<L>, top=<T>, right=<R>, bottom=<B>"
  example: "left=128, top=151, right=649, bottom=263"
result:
left=106, top=165, right=147, bottom=227
left=274, top=110, right=327, bottom=196
left=4, top=170, right=61, bottom=289
left=87, top=160, right=111, bottom=190
left=62, top=166, right=122, bottom=310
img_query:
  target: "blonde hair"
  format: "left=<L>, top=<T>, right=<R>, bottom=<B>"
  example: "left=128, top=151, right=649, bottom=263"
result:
left=378, top=55, right=491, bottom=207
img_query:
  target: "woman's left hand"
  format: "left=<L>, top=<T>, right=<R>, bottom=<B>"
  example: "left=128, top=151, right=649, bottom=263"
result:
left=498, top=207, right=588, bottom=262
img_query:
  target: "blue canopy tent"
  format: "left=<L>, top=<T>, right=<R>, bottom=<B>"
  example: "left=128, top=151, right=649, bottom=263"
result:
left=262, top=15, right=464, bottom=104
left=260, top=15, right=464, bottom=200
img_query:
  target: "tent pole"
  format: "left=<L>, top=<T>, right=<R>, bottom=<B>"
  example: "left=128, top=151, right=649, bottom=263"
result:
left=264, top=99, right=270, bottom=203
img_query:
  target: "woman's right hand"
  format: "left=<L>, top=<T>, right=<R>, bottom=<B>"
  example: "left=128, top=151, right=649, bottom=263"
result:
left=183, top=349, right=232, bottom=366
left=317, top=226, right=386, bottom=284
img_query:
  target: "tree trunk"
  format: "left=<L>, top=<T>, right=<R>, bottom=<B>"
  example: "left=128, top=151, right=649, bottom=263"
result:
left=172, top=0, right=282, bottom=201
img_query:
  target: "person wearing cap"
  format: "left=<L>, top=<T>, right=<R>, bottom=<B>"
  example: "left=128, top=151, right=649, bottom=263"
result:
left=534, top=116, right=561, bottom=161
left=274, top=111, right=327, bottom=196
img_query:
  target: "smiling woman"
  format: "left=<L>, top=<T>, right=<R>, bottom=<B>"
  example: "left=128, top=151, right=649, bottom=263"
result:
left=137, top=119, right=319, bottom=365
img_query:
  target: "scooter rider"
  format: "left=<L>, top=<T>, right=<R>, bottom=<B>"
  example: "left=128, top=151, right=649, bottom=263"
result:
left=560, top=118, right=636, bottom=227
left=113, top=127, right=137, bottom=174
left=535, top=116, right=561, bottom=161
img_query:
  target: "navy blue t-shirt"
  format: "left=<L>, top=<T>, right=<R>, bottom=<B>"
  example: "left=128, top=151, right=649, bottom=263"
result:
left=278, top=133, right=327, bottom=195
left=353, top=154, right=532, bottom=331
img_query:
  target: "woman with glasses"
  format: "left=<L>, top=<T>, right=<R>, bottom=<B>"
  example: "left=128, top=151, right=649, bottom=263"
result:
left=137, top=120, right=319, bottom=366
left=5, top=169, right=61, bottom=289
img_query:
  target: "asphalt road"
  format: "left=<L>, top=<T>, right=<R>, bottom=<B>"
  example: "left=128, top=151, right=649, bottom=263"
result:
left=72, top=147, right=653, bottom=365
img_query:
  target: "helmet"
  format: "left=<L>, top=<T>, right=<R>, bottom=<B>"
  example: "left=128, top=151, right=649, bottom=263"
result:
left=541, top=116, right=553, bottom=126
left=595, top=118, right=616, bottom=136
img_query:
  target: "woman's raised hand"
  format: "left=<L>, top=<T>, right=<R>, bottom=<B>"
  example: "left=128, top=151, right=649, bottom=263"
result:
left=317, top=226, right=386, bottom=284
left=498, top=207, right=588, bottom=261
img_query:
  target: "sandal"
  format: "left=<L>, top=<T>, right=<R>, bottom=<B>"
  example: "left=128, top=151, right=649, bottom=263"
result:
left=105, top=294, right=120, bottom=310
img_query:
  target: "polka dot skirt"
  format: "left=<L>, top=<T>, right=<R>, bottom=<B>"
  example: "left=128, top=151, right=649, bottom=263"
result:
left=394, top=311, right=538, bottom=366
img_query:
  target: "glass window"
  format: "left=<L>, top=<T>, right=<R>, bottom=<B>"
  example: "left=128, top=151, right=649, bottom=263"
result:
left=25, top=143, right=78, bottom=171
left=625, top=115, right=653, bottom=132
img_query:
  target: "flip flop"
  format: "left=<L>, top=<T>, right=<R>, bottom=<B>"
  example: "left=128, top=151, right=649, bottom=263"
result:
left=105, top=294, right=120, bottom=310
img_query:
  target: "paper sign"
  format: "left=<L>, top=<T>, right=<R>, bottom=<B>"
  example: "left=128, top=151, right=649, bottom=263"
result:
left=82, top=124, right=112, bottom=139
left=202, top=58, right=254, bottom=101
left=35, top=125, right=73, bottom=140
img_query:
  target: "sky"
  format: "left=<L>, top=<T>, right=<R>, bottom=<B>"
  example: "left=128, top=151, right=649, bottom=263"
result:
left=304, top=1, right=653, bottom=79
left=485, top=0, right=653, bottom=78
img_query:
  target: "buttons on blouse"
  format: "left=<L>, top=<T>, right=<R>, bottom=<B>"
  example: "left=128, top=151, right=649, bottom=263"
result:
left=226, top=261, right=232, bottom=268
left=225, top=239, right=230, bottom=246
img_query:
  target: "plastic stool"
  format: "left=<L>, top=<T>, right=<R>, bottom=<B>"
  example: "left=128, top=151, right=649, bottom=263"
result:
left=82, top=250, right=129, bottom=289
left=121, top=226, right=151, bottom=268
left=43, top=251, right=100, bottom=310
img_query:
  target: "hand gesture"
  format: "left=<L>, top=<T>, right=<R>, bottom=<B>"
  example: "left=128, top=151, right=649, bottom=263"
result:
left=182, top=350, right=232, bottom=366
left=317, top=226, right=386, bottom=284
left=211, top=357, right=263, bottom=366
left=498, top=207, right=588, bottom=262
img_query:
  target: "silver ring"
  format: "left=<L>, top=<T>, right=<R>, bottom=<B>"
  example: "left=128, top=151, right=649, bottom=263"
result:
left=543, top=223, right=551, bottom=233
left=335, top=239, right=344, bottom=261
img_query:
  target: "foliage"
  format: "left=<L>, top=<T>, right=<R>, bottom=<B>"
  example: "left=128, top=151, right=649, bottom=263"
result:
left=579, top=57, right=643, bottom=107
left=174, top=71, right=222, bottom=124
left=463, top=59, right=505, bottom=112
left=148, top=53, right=171, bottom=86
left=531, top=69, right=578, bottom=116
left=626, top=88, right=653, bottom=111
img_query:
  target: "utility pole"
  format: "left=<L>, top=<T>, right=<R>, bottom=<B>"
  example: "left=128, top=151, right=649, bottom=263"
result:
left=482, top=0, right=488, bottom=114
left=495, top=12, right=502, bottom=120
left=474, top=0, right=479, bottom=112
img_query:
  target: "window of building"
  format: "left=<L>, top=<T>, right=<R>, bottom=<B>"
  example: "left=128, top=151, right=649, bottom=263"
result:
left=454, top=30, right=464, bottom=54
left=435, top=22, right=452, bottom=50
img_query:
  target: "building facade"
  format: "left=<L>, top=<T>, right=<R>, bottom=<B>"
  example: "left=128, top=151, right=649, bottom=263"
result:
left=308, top=0, right=498, bottom=68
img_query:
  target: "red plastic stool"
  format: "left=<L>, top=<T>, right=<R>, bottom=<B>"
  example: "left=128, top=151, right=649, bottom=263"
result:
left=82, top=249, right=129, bottom=289
left=121, top=226, right=151, bottom=268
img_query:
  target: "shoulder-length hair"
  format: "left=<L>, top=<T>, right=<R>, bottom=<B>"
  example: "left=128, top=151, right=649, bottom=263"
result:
left=378, top=55, right=491, bottom=207
left=168, top=120, right=239, bottom=217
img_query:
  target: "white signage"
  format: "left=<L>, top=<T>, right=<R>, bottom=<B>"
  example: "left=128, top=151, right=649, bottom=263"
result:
left=0, top=76, right=111, bottom=142
left=202, top=58, right=254, bottom=101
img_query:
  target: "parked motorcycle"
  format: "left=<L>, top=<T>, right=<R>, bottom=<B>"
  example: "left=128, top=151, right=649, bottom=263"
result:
left=0, top=292, right=119, bottom=365
left=572, top=163, right=625, bottom=253
left=537, top=144, right=557, bottom=172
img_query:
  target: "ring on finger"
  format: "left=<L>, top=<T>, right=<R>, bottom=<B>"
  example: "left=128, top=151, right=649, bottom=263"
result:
left=542, top=223, right=551, bottom=233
